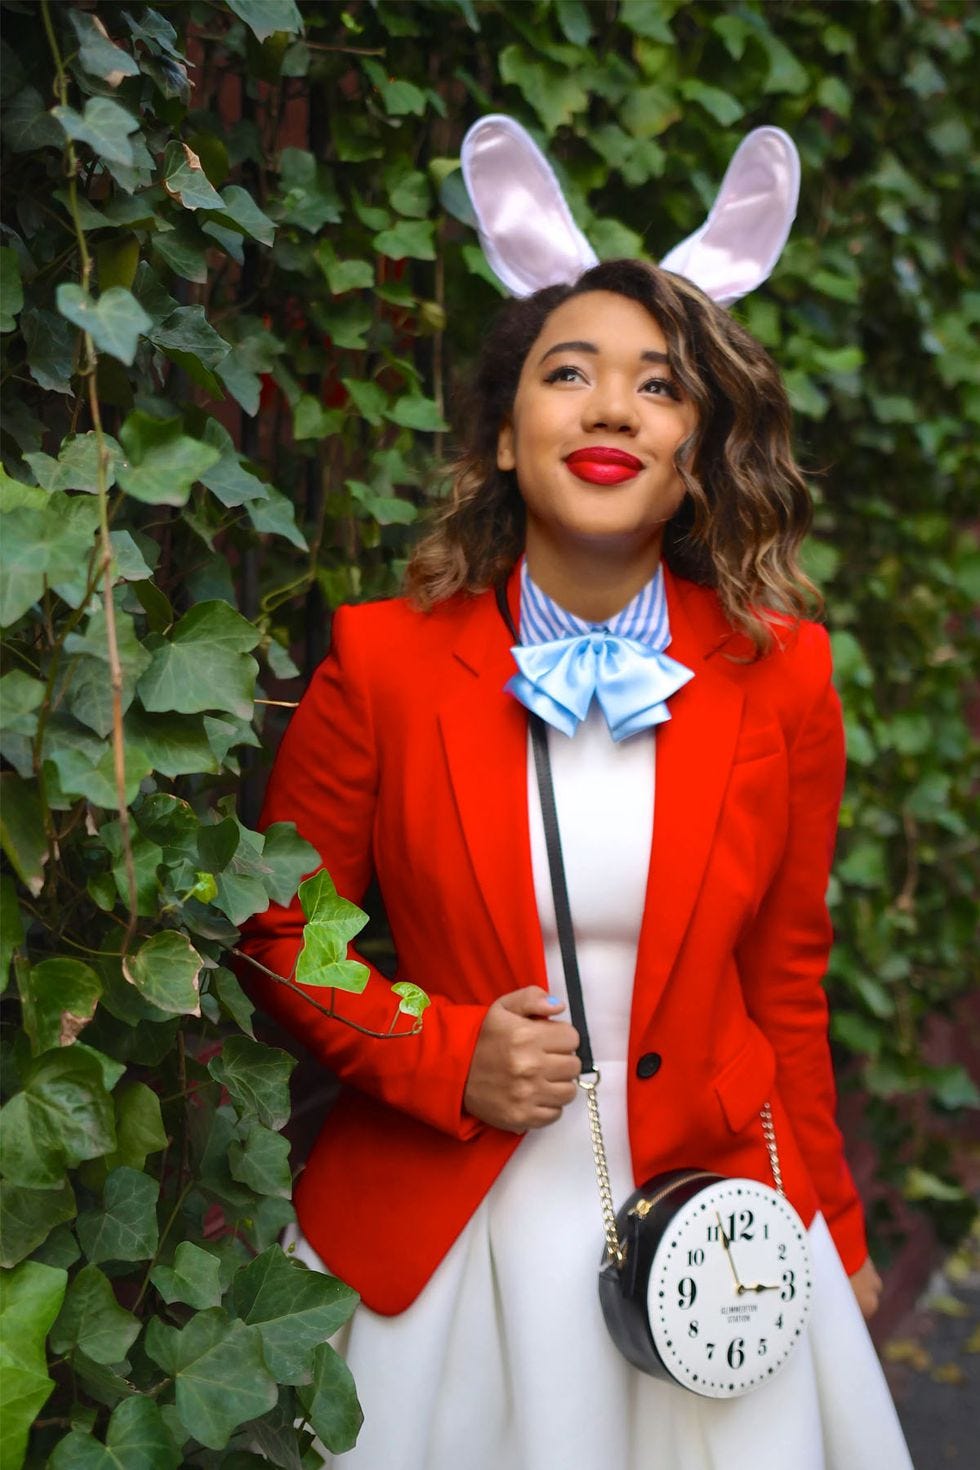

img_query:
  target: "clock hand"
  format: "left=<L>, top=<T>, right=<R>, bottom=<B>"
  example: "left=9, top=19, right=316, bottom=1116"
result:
left=744, top=1283, right=781, bottom=1293
left=715, top=1212, right=744, bottom=1293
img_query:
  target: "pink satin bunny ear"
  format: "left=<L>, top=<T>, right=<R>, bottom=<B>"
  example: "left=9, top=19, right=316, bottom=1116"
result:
left=658, top=127, right=800, bottom=306
left=460, top=114, right=598, bottom=297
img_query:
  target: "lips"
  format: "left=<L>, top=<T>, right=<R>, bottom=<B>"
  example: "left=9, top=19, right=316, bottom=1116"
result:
left=564, top=446, right=643, bottom=486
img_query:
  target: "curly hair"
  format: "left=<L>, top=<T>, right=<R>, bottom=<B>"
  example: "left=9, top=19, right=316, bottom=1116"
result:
left=404, top=259, right=820, bottom=656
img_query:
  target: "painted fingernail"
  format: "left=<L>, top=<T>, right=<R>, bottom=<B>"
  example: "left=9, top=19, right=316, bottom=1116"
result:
left=546, top=995, right=563, bottom=1006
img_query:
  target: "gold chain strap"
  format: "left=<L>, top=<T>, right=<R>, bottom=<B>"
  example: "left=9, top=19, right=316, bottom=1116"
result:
left=577, top=1073, right=626, bottom=1268
left=580, top=1077, right=787, bottom=1270
left=760, top=1101, right=785, bottom=1196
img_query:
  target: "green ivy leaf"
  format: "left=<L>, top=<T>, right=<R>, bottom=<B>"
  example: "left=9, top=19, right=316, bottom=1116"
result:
left=26, top=430, right=123, bottom=494
left=208, top=1036, right=296, bottom=1131
left=0, top=246, right=23, bottom=332
left=163, top=141, right=226, bottom=210
left=49, top=1263, right=141, bottom=1364
left=293, top=394, right=344, bottom=440
left=228, top=1122, right=292, bottom=1198
left=117, top=412, right=222, bottom=506
left=62, top=601, right=152, bottom=739
left=52, top=97, right=139, bottom=166
left=48, top=1392, right=180, bottom=1470
left=218, top=184, right=276, bottom=245
left=371, top=218, right=436, bottom=261
left=0, top=1178, right=76, bottom=1269
left=42, top=720, right=152, bottom=809
left=620, top=82, right=681, bottom=138
left=145, top=1308, right=277, bottom=1450
left=76, top=1166, right=160, bottom=1264
left=679, top=78, right=744, bottom=126
left=137, top=600, right=259, bottom=719
left=297, top=1341, right=363, bottom=1454
left=0, top=1046, right=116, bottom=1187
left=262, top=822, right=319, bottom=906
left=152, top=219, right=210, bottom=283
left=347, top=480, right=418, bottom=526
left=361, top=58, right=427, bottom=116
left=148, top=306, right=230, bottom=368
left=0, top=771, right=47, bottom=896
left=498, top=45, right=589, bottom=131
left=4, top=86, right=65, bottom=152
left=126, top=930, right=203, bottom=1016
left=150, top=1240, right=223, bottom=1308
left=294, top=869, right=370, bottom=991
left=391, top=981, right=431, bottom=1019
left=342, top=379, right=386, bottom=423
left=246, top=487, right=308, bottom=548
left=316, top=247, right=375, bottom=296
left=232, top=1245, right=358, bottom=1384
left=124, top=706, right=220, bottom=779
left=0, top=490, right=100, bottom=624
left=761, top=32, right=810, bottom=95
left=69, top=11, right=141, bottom=83
left=277, top=148, right=342, bottom=232
left=105, top=1081, right=168, bottom=1172
left=0, top=670, right=44, bottom=736
left=123, top=7, right=183, bottom=61
left=619, top=0, right=675, bottom=42
left=18, top=957, right=102, bottom=1055
left=227, top=0, right=304, bottom=42
left=0, top=1260, right=68, bottom=1470
left=212, top=966, right=255, bottom=1037
left=386, top=166, right=430, bottom=219
left=22, top=304, right=75, bottom=393
left=385, top=392, right=448, bottom=432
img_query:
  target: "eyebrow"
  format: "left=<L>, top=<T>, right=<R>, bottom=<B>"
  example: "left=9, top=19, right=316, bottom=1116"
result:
left=538, top=340, right=671, bottom=367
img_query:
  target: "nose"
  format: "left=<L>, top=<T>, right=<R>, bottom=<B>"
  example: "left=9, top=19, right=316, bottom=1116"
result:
left=582, top=376, right=639, bottom=435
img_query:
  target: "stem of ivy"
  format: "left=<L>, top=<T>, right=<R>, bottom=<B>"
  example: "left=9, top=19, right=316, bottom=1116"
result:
left=228, top=947, right=421, bottom=1039
left=42, top=0, right=139, bottom=943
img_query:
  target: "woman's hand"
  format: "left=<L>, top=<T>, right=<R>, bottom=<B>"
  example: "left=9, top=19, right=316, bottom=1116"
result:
left=849, top=1256, right=883, bottom=1319
left=463, top=987, right=581, bottom=1133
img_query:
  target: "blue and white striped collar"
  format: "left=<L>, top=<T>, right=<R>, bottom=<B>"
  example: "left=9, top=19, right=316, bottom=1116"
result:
left=518, top=559, right=673, bottom=651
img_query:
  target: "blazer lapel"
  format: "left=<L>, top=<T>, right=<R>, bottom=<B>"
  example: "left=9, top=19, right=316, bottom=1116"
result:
left=631, top=569, right=746, bottom=1033
left=437, top=567, right=548, bottom=995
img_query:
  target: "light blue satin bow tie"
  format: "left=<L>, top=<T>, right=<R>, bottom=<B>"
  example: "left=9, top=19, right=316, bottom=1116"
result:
left=507, top=631, right=694, bottom=742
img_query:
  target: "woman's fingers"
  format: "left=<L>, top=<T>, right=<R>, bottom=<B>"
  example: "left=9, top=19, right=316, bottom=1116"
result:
left=848, top=1256, right=883, bottom=1320
left=462, top=987, right=584, bottom=1131
left=498, top=985, right=565, bottom=1018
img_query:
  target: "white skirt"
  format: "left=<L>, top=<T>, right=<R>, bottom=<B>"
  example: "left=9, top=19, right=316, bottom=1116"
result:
left=287, top=1059, right=914, bottom=1470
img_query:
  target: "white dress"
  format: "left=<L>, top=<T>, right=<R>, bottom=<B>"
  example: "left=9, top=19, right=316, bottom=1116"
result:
left=289, top=710, right=914, bottom=1470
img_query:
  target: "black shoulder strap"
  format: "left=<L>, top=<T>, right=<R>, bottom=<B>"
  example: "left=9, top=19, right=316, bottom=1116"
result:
left=495, top=584, right=595, bottom=1074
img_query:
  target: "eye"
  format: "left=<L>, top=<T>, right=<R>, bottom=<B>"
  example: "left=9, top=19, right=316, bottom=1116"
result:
left=543, top=364, right=586, bottom=385
left=641, top=376, right=681, bottom=400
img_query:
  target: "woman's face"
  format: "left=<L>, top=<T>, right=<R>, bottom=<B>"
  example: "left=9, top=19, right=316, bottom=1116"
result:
left=497, top=290, right=697, bottom=559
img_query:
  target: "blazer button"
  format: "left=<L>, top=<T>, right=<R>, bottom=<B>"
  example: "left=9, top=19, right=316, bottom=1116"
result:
left=636, top=1052, right=662, bottom=1079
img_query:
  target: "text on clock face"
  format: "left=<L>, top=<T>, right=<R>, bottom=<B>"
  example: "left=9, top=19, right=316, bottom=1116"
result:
left=645, top=1180, right=813, bottom=1396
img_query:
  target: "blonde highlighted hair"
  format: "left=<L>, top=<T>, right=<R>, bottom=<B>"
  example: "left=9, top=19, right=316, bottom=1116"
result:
left=404, top=260, right=820, bottom=655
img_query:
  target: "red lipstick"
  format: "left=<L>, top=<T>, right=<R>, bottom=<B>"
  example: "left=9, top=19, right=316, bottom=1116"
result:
left=564, top=446, right=643, bottom=486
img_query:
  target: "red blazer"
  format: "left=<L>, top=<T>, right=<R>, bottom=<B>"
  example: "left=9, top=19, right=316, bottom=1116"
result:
left=242, top=562, right=867, bottom=1314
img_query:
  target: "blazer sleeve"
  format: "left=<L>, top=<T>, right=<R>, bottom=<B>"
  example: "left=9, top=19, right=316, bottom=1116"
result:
left=735, top=626, right=868, bottom=1275
left=238, top=605, right=489, bottom=1141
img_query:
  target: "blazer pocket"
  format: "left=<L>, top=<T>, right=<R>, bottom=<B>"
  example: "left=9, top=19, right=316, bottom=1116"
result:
left=713, top=1028, right=777, bottom=1134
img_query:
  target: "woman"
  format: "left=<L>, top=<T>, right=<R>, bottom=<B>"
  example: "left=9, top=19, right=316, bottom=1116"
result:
left=241, top=259, right=913, bottom=1469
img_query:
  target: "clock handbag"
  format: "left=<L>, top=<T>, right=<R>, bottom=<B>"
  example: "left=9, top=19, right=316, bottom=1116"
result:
left=526, top=704, right=814, bottom=1400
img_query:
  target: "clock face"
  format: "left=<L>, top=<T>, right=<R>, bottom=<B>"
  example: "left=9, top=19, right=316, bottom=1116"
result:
left=647, top=1179, right=812, bottom=1398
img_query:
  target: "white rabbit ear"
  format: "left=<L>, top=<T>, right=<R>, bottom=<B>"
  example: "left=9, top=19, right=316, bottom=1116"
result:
left=461, top=114, right=598, bottom=298
left=659, top=127, right=801, bottom=306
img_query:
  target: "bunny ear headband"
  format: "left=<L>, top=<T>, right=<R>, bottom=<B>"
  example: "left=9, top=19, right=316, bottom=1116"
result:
left=460, top=114, right=800, bottom=307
